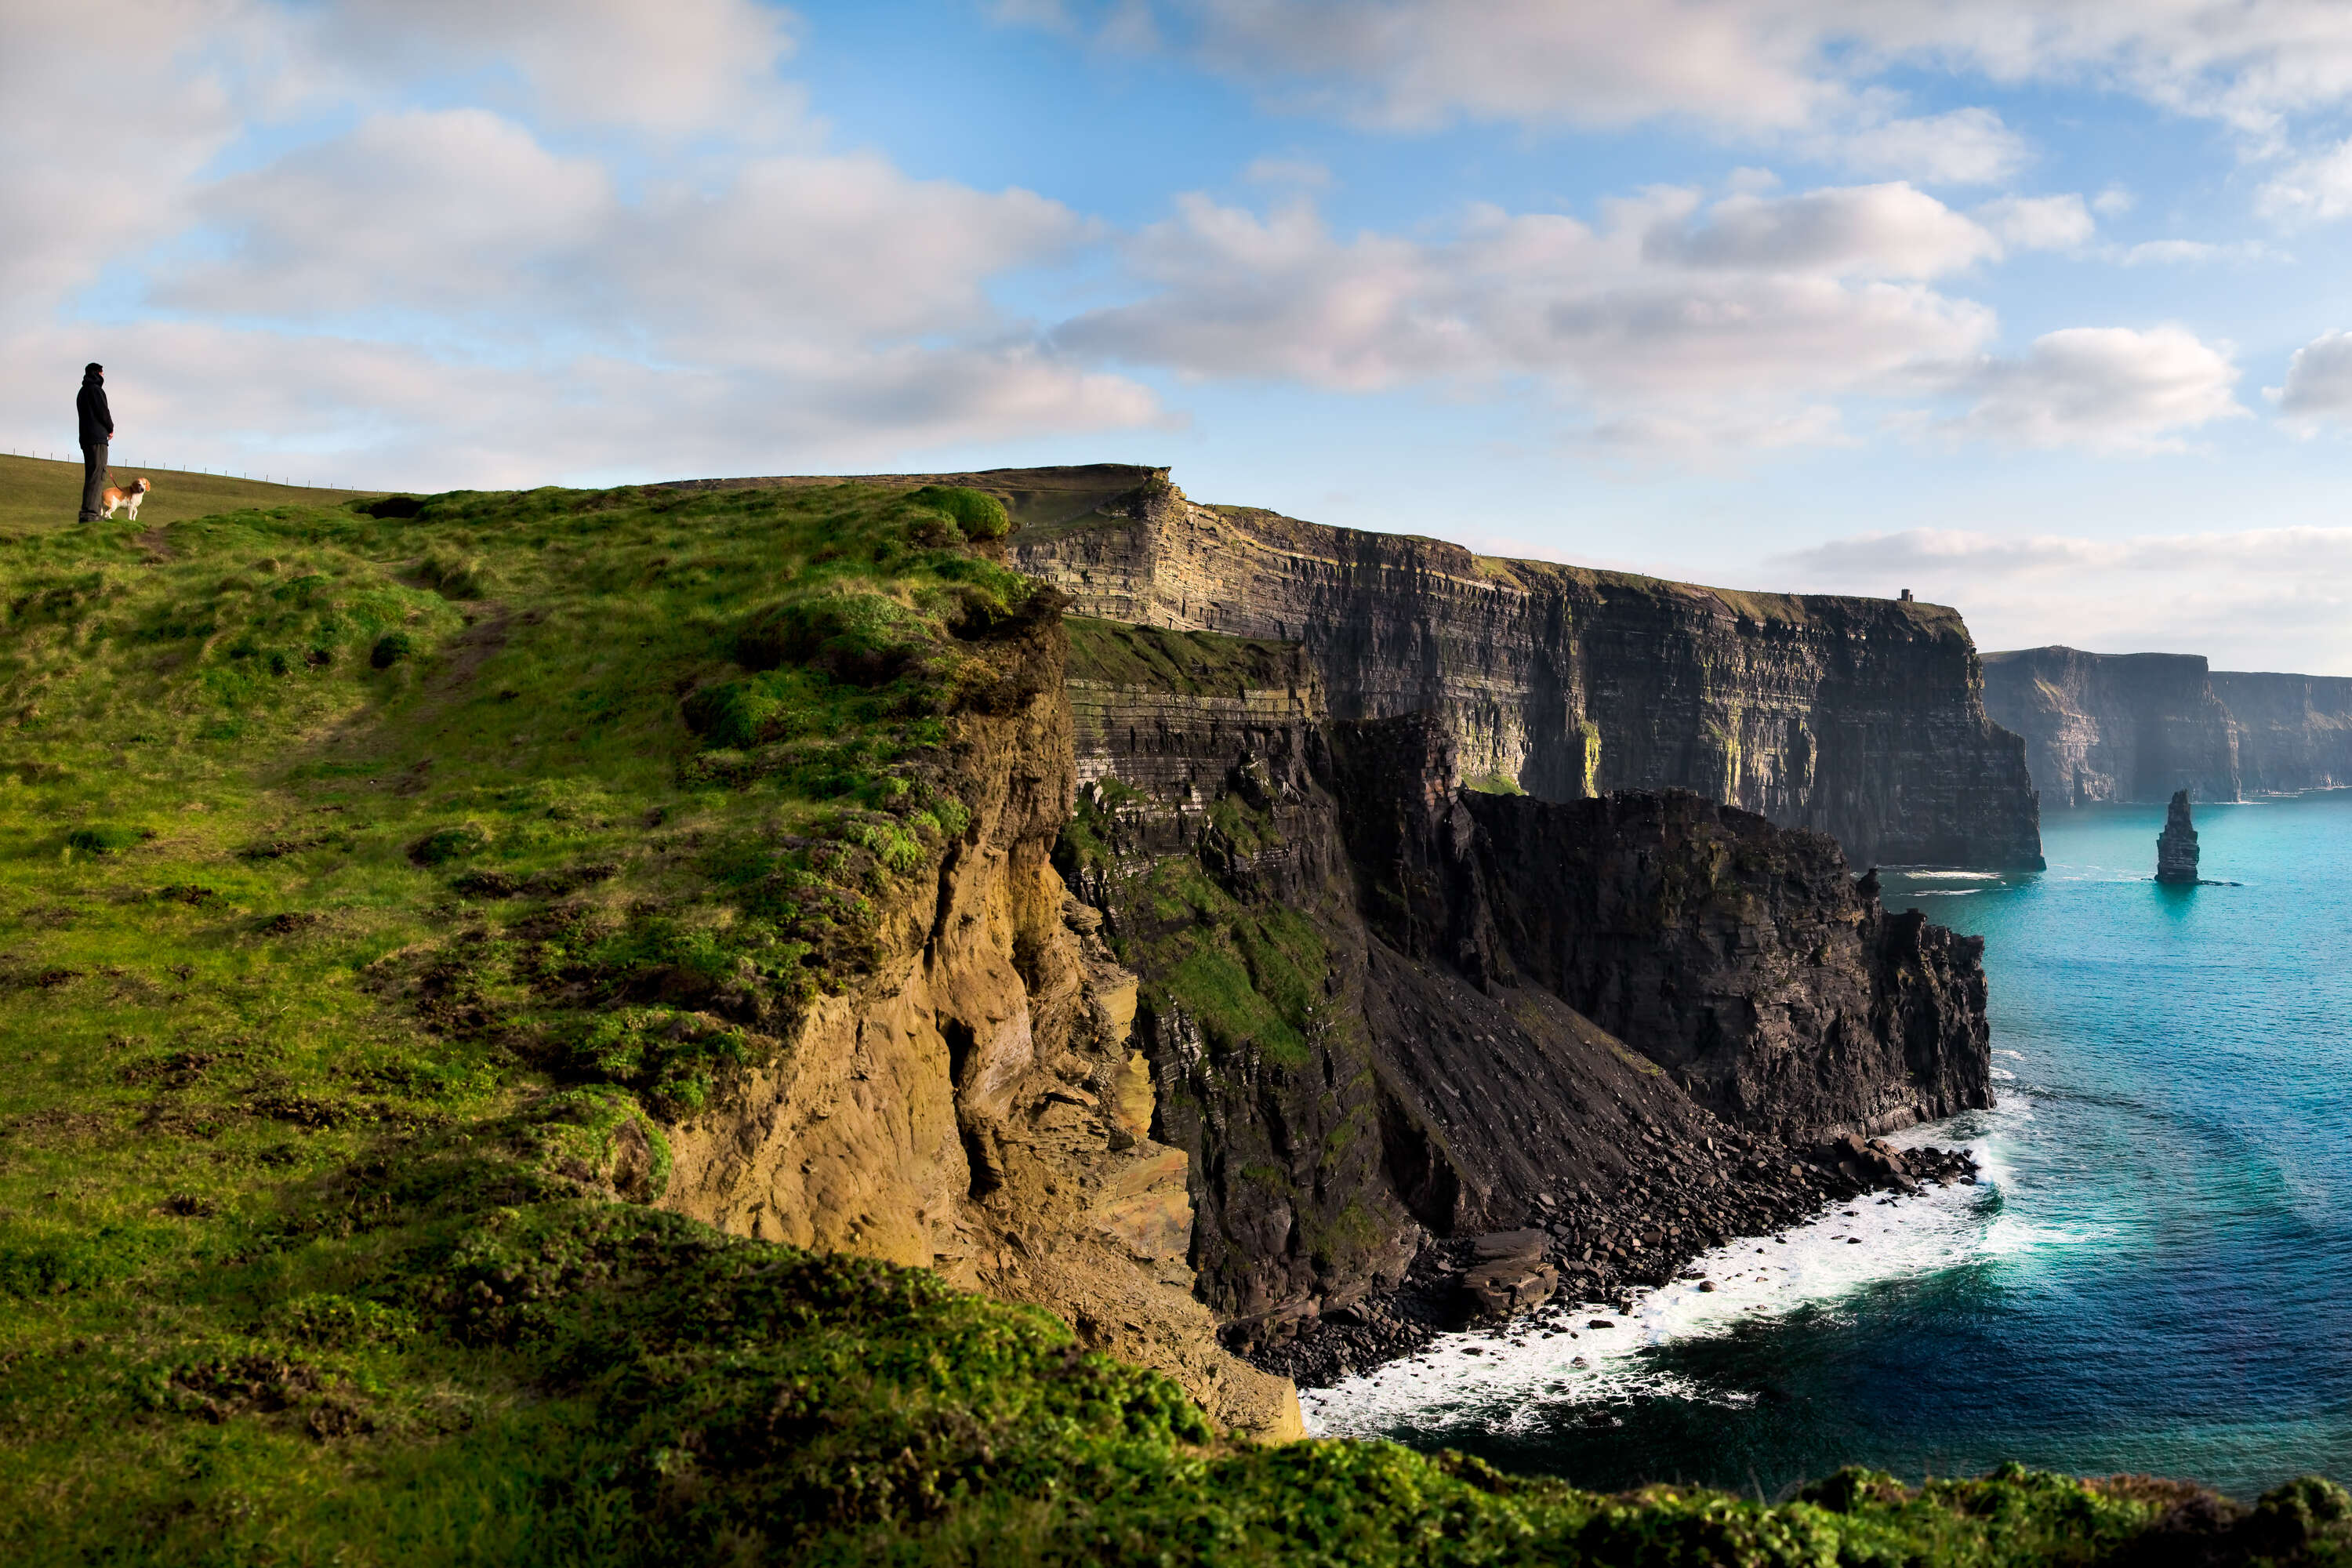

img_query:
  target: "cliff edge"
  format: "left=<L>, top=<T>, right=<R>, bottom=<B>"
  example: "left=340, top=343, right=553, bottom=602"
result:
left=1984, top=644, right=2352, bottom=805
left=1058, top=618, right=1993, bottom=1358
left=1016, top=469, right=2043, bottom=870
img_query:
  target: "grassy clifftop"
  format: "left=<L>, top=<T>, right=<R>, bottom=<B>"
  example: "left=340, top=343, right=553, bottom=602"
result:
left=0, top=473, right=2343, bottom=1563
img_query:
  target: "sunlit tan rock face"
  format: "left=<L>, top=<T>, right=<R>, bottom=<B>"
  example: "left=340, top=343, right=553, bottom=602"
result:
left=1014, top=470, right=2044, bottom=871
left=659, top=608, right=1300, bottom=1441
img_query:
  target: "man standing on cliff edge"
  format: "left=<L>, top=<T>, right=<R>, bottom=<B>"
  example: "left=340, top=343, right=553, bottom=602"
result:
left=76, top=363, right=114, bottom=522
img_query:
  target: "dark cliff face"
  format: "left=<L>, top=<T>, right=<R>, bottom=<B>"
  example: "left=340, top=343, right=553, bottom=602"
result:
left=1980, top=647, right=2240, bottom=806
left=2207, top=670, right=2352, bottom=795
left=1327, top=729, right=1992, bottom=1137
left=1984, top=646, right=2352, bottom=804
left=1018, top=471, right=2043, bottom=871
left=1058, top=620, right=1994, bottom=1328
left=2158, top=789, right=2201, bottom=884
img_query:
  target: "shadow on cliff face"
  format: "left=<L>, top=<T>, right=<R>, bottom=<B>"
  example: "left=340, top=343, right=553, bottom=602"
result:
left=1017, top=469, right=2045, bottom=872
left=1055, top=622, right=1996, bottom=1356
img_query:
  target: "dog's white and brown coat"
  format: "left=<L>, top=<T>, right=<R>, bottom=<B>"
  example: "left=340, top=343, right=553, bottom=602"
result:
left=100, top=477, right=150, bottom=521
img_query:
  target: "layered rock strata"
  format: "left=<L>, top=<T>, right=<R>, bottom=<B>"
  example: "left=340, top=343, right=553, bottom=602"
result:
left=1017, top=468, right=2042, bottom=869
left=2158, top=790, right=2200, bottom=883
left=1981, top=648, right=2241, bottom=806
left=1057, top=620, right=1994, bottom=1372
left=658, top=604, right=1301, bottom=1439
left=2209, top=670, right=2352, bottom=793
left=1984, top=645, right=2352, bottom=804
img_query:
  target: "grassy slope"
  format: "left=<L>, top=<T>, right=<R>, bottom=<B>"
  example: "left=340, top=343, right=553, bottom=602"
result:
left=0, top=452, right=379, bottom=537
left=0, top=476, right=2343, bottom=1565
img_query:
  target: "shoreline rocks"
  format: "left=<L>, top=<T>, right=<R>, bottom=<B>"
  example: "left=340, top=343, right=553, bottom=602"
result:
left=1246, top=1130, right=1979, bottom=1388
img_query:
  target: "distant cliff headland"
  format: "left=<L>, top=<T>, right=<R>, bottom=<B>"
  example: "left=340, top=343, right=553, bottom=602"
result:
left=1984, top=644, right=2352, bottom=806
left=1012, top=466, right=2045, bottom=872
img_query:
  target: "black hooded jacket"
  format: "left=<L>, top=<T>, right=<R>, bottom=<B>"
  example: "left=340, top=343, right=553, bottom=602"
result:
left=77, top=372, right=112, bottom=447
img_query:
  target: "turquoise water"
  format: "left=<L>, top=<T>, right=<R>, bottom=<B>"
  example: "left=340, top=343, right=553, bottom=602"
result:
left=1305, top=793, right=2352, bottom=1498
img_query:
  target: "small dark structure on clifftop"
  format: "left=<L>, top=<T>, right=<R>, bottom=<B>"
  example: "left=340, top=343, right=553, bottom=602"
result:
left=2157, top=789, right=2200, bottom=884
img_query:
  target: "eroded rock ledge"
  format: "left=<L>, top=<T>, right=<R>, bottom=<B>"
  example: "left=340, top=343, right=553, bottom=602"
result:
left=657, top=605, right=1301, bottom=1439
left=1054, top=621, right=1994, bottom=1377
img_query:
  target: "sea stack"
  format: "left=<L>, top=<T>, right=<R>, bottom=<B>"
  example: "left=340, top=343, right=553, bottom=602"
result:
left=2156, top=789, right=2200, bottom=884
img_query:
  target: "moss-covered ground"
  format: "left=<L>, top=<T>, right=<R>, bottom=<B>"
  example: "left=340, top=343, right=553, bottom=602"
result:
left=0, top=468, right=2344, bottom=1563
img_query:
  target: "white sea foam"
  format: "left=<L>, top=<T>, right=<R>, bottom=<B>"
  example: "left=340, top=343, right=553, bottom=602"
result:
left=1896, top=871, right=2003, bottom=881
left=1303, top=1099, right=2054, bottom=1442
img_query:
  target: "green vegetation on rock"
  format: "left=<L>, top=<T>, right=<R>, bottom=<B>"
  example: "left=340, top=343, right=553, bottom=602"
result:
left=1067, top=615, right=1302, bottom=697
left=0, top=466, right=2343, bottom=1563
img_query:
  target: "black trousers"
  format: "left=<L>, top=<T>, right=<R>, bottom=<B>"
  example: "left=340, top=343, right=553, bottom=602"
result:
left=80, top=441, right=107, bottom=520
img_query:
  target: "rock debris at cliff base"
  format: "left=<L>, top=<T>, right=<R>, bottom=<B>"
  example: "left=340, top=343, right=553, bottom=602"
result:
left=1253, top=1131, right=1980, bottom=1389
left=1058, top=613, right=1996, bottom=1388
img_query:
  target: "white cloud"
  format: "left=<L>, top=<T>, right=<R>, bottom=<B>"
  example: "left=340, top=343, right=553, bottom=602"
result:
left=312, top=0, right=801, bottom=136
left=1645, top=183, right=2000, bottom=277
left=1053, top=187, right=1998, bottom=424
left=0, top=317, right=1162, bottom=493
left=2256, top=136, right=2352, bottom=221
left=1770, top=522, right=2352, bottom=670
left=1018, top=2, right=2352, bottom=169
left=2092, top=185, right=2136, bottom=216
left=1819, top=105, right=2029, bottom=187
left=2272, top=328, right=2352, bottom=426
left=1572, top=402, right=1853, bottom=462
left=1051, top=183, right=2249, bottom=456
left=1975, top=194, right=2096, bottom=252
left=2120, top=238, right=2281, bottom=265
left=1947, top=327, right=2245, bottom=452
left=1781, top=523, right=2352, bottom=580
left=0, top=0, right=1161, bottom=488
left=167, top=110, right=615, bottom=317
left=0, top=0, right=257, bottom=322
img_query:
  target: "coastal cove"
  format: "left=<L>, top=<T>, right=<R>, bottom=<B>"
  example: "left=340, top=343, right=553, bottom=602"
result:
left=1305, top=792, right=2352, bottom=1501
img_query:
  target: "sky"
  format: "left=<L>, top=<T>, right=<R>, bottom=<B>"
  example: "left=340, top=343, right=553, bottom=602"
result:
left=14, top=2, right=2352, bottom=670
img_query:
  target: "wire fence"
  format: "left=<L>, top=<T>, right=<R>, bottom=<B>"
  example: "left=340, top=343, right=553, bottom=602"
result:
left=1, top=448, right=346, bottom=490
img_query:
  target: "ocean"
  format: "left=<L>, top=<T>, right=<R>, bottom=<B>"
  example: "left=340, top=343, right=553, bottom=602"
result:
left=1301, top=792, right=2352, bottom=1499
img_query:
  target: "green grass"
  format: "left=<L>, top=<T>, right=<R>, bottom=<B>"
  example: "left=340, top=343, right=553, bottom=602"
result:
left=1463, top=771, right=1526, bottom=796
left=0, top=452, right=379, bottom=535
left=0, top=469, right=2343, bottom=1563
left=1066, top=616, right=1303, bottom=697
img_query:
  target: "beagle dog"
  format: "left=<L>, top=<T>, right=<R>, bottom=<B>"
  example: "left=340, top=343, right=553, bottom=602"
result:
left=100, top=477, right=151, bottom=521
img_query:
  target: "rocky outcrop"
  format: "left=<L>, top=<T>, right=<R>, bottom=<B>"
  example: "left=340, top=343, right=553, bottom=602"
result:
left=1338, top=736, right=1992, bottom=1136
left=1984, top=646, right=2352, bottom=804
left=1057, top=620, right=1993, bottom=1363
left=1017, top=468, right=2042, bottom=869
left=2158, top=789, right=2200, bottom=883
left=657, top=605, right=1301, bottom=1439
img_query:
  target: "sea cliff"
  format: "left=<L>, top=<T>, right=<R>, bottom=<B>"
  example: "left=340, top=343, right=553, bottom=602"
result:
left=1057, top=617, right=1993, bottom=1371
left=1984, top=645, right=2352, bottom=804
left=3, top=457, right=2341, bottom=1563
left=1015, top=467, right=2044, bottom=870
